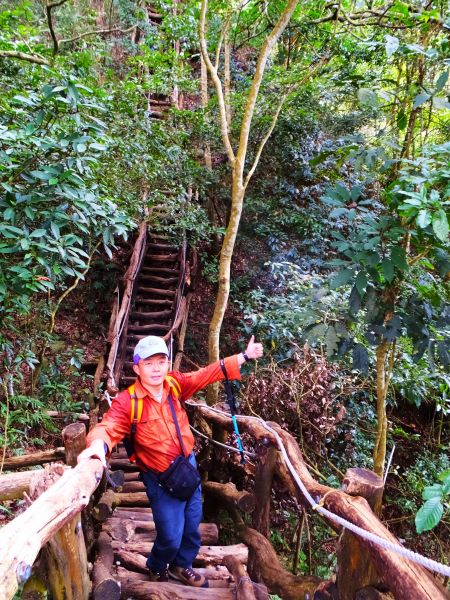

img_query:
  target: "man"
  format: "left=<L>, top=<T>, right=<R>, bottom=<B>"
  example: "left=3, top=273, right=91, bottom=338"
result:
left=78, top=334, right=263, bottom=587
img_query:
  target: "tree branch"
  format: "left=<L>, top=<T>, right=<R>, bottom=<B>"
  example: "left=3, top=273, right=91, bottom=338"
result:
left=199, top=0, right=235, bottom=164
left=47, top=0, right=69, bottom=7
left=243, top=94, right=286, bottom=190
left=60, top=25, right=136, bottom=46
left=243, top=55, right=328, bottom=190
left=235, top=0, right=300, bottom=179
left=0, top=51, right=50, bottom=66
left=45, top=0, right=67, bottom=55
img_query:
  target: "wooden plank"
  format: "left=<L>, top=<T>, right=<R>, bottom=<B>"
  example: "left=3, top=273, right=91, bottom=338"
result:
left=1, top=448, right=65, bottom=470
left=111, top=540, right=248, bottom=566
left=134, top=287, right=176, bottom=297
left=117, top=572, right=235, bottom=599
left=130, top=309, right=173, bottom=320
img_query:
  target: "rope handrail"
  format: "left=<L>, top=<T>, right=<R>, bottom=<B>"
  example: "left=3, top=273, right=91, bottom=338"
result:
left=186, top=401, right=450, bottom=578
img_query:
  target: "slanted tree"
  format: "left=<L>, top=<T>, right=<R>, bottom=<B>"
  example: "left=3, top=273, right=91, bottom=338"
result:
left=199, top=0, right=327, bottom=401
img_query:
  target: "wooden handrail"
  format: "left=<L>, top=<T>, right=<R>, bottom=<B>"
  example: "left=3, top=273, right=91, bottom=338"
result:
left=0, top=459, right=103, bottom=599
left=189, top=403, right=450, bottom=600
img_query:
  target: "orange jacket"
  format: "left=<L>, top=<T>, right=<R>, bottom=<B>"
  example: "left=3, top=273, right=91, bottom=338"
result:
left=87, top=355, right=241, bottom=473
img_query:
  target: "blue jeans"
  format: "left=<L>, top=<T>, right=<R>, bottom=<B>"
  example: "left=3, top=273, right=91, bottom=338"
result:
left=141, top=453, right=202, bottom=573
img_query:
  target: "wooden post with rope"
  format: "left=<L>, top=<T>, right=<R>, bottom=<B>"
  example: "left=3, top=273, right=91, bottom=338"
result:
left=247, top=440, right=278, bottom=584
left=336, top=468, right=385, bottom=600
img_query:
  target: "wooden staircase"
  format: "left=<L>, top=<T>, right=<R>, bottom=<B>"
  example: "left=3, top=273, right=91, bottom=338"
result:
left=118, top=235, right=182, bottom=388
left=93, top=232, right=268, bottom=599
left=95, top=445, right=267, bottom=599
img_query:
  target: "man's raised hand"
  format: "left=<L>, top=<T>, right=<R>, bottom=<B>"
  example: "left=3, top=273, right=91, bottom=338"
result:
left=245, top=335, right=263, bottom=360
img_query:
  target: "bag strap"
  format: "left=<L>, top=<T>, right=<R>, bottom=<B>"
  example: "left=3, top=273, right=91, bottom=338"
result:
left=167, top=392, right=188, bottom=457
left=220, top=359, right=237, bottom=414
left=165, top=375, right=182, bottom=399
left=128, top=384, right=142, bottom=435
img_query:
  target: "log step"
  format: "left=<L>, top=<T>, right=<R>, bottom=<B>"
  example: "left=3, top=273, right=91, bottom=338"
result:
left=111, top=540, right=248, bottom=566
left=134, top=297, right=174, bottom=306
left=144, top=253, right=179, bottom=262
left=127, top=324, right=169, bottom=334
left=138, top=275, right=179, bottom=285
left=117, top=571, right=236, bottom=599
left=141, top=266, right=180, bottom=276
left=135, top=287, right=176, bottom=297
left=130, top=309, right=173, bottom=320
left=147, top=242, right=178, bottom=251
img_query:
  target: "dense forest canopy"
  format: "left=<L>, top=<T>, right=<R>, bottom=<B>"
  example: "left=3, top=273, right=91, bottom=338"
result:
left=0, top=0, right=449, bottom=583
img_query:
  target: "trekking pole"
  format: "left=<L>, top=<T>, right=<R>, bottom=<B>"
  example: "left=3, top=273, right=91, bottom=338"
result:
left=220, top=359, right=246, bottom=464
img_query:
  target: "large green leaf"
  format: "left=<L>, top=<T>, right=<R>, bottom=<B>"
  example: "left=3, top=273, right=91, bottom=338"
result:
left=330, top=268, right=354, bottom=289
left=435, top=70, right=449, bottom=92
left=381, top=258, right=394, bottom=283
left=412, top=93, right=431, bottom=109
left=432, top=210, right=449, bottom=242
left=352, top=344, right=368, bottom=374
left=422, top=484, right=443, bottom=500
left=415, top=497, right=444, bottom=533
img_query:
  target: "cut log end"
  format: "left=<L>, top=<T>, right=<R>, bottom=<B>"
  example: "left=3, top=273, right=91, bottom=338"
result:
left=93, top=578, right=121, bottom=600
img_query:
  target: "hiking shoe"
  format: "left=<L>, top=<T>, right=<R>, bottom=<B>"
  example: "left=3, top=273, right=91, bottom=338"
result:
left=168, top=566, right=208, bottom=588
left=148, top=567, right=169, bottom=582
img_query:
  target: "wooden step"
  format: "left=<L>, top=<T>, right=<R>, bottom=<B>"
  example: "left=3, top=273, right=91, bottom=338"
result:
left=116, top=571, right=235, bottom=599
left=130, top=309, right=173, bottom=320
left=135, top=287, right=176, bottom=297
left=147, top=242, right=178, bottom=251
left=141, top=266, right=180, bottom=276
left=144, top=253, right=179, bottom=262
left=139, top=275, right=179, bottom=285
left=127, top=324, right=170, bottom=335
left=134, top=297, right=174, bottom=307
left=111, top=540, right=248, bottom=566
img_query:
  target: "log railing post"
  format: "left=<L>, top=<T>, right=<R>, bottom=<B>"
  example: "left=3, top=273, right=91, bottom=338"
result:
left=92, top=532, right=121, bottom=600
left=62, top=422, right=86, bottom=467
left=39, top=425, right=90, bottom=599
left=337, top=467, right=384, bottom=600
left=252, top=440, right=278, bottom=537
left=248, top=440, right=278, bottom=585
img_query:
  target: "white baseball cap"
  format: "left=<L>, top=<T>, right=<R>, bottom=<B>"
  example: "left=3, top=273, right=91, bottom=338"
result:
left=133, top=336, right=169, bottom=364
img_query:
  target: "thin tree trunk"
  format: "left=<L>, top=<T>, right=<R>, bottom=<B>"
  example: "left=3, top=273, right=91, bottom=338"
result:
left=200, top=0, right=300, bottom=402
left=373, top=340, right=389, bottom=477
left=207, top=181, right=245, bottom=404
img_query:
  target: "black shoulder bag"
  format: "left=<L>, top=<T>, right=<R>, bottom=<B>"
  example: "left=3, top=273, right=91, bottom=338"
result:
left=157, top=392, right=201, bottom=501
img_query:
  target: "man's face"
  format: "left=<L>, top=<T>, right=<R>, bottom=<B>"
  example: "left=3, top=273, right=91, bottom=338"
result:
left=133, top=353, right=169, bottom=388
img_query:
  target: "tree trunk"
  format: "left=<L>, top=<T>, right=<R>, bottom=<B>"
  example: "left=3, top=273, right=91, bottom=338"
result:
left=373, top=340, right=389, bottom=477
left=207, top=182, right=245, bottom=403
left=201, top=0, right=301, bottom=404
left=337, top=468, right=385, bottom=599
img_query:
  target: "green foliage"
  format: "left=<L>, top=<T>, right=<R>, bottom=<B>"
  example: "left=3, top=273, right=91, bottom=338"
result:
left=416, top=470, right=450, bottom=533
left=321, top=173, right=450, bottom=374
left=0, top=75, right=131, bottom=308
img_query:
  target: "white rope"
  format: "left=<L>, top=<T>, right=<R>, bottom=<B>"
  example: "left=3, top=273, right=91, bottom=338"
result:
left=104, top=390, right=113, bottom=408
left=384, top=443, right=396, bottom=485
left=186, top=402, right=450, bottom=578
left=190, top=425, right=257, bottom=458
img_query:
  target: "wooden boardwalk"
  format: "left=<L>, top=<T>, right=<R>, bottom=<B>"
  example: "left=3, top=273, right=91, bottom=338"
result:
left=93, top=447, right=267, bottom=599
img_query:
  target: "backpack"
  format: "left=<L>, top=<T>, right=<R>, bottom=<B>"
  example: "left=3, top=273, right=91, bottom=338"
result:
left=123, top=375, right=182, bottom=463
